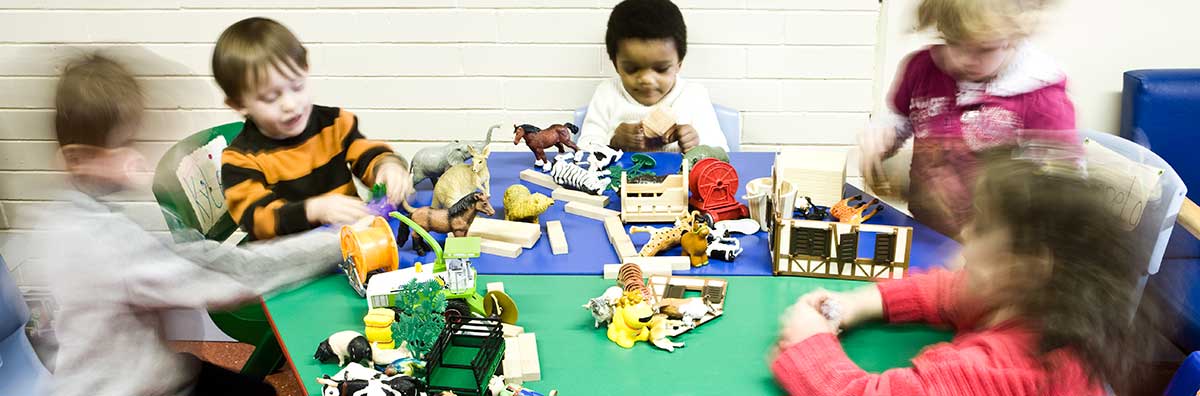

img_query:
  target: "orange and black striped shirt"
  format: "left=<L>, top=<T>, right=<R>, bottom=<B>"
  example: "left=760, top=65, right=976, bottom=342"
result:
left=221, top=105, right=397, bottom=240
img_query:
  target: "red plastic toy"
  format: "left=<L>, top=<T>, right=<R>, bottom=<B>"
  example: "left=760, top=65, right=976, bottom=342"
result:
left=688, top=158, right=749, bottom=223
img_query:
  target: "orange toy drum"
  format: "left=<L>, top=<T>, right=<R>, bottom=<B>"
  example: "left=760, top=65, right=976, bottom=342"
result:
left=340, top=216, right=399, bottom=285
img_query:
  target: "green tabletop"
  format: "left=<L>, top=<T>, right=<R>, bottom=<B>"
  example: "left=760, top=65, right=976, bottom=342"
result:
left=265, top=274, right=953, bottom=395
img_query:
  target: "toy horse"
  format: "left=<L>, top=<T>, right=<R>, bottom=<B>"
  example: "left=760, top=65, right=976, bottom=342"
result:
left=513, top=123, right=581, bottom=171
left=401, top=191, right=496, bottom=255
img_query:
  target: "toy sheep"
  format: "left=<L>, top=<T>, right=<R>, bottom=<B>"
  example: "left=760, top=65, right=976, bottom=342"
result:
left=315, top=330, right=372, bottom=367
left=502, top=184, right=554, bottom=223
left=582, top=286, right=623, bottom=328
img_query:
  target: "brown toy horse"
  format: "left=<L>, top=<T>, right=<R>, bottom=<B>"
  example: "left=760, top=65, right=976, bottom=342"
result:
left=401, top=191, right=496, bottom=255
left=513, top=123, right=581, bottom=170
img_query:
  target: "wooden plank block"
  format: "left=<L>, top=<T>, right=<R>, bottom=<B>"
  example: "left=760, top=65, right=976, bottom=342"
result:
left=621, top=256, right=691, bottom=271
left=487, top=282, right=505, bottom=293
left=518, top=333, right=540, bottom=382
left=480, top=239, right=523, bottom=258
left=520, top=169, right=560, bottom=190
left=565, top=201, right=620, bottom=221
left=469, top=217, right=541, bottom=248
left=502, top=337, right=523, bottom=385
left=546, top=220, right=568, bottom=255
left=502, top=323, right=524, bottom=338
left=552, top=187, right=609, bottom=207
left=1180, top=197, right=1200, bottom=238
left=603, top=262, right=673, bottom=280
left=603, top=216, right=638, bottom=258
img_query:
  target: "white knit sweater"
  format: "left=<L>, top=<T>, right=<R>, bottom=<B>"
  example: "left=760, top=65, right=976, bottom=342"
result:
left=577, top=77, right=728, bottom=152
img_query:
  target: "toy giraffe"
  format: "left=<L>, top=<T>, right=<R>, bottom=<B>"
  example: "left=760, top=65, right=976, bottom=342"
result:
left=629, top=211, right=701, bottom=257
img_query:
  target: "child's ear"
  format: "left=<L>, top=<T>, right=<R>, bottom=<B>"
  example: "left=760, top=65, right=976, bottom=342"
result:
left=224, top=97, right=248, bottom=116
left=59, top=144, right=96, bottom=169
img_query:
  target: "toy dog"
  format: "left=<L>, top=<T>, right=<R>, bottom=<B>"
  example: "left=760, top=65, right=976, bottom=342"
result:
left=315, top=330, right=372, bottom=367
left=502, top=184, right=554, bottom=223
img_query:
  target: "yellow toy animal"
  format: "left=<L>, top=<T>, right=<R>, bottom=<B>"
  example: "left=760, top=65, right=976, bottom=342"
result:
left=629, top=211, right=700, bottom=257
left=432, top=146, right=491, bottom=209
left=606, top=291, right=684, bottom=352
left=502, top=184, right=554, bottom=223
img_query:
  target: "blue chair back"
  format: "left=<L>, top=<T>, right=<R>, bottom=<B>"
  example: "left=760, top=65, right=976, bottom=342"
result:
left=573, top=104, right=741, bottom=151
left=0, top=255, right=52, bottom=394
left=1165, top=352, right=1200, bottom=396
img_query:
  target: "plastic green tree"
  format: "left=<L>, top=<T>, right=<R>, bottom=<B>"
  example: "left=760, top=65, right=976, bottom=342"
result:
left=391, top=279, right=447, bottom=359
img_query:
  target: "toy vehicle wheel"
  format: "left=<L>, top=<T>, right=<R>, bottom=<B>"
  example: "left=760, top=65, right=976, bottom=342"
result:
left=445, top=299, right=472, bottom=319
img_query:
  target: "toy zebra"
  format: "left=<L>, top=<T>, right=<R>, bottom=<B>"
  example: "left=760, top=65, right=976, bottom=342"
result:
left=549, top=155, right=610, bottom=195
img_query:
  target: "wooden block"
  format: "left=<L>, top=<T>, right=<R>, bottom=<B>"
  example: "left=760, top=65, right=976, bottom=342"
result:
left=520, top=169, right=561, bottom=191
left=469, top=217, right=541, bottom=248
left=603, top=262, right=673, bottom=280
left=546, top=220, right=568, bottom=255
left=641, top=105, right=676, bottom=138
left=552, top=187, right=609, bottom=207
left=565, top=201, right=621, bottom=221
left=481, top=239, right=523, bottom=258
left=502, top=337, right=523, bottom=385
left=518, top=333, right=540, bottom=382
left=1180, top=197, right=1200, bottom=238
left=502, top=323, right=524, bottom=338
left=487, top=282, right=505, bottom=293
left=603, top=216, right=638, bottom=258
left=621, top=256, right=691, bottom=271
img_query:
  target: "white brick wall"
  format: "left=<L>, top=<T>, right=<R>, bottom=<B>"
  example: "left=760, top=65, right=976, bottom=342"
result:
left=0, top=1, right=879, bottom=286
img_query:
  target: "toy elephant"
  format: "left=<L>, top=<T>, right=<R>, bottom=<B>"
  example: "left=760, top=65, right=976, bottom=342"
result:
left=410, top=124, right=497, bottom=187
left=502, top=184, right=554, bottom=223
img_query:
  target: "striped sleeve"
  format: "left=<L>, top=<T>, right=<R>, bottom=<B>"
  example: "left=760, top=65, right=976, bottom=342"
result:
left=341, top=111, right=398, bottom=185
left=221, top=150, right=310, bottom=240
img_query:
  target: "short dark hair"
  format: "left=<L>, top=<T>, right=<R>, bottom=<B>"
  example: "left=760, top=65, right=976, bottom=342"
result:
left=212, top=17, right=308, bottom=103
left=605, top=0, right=688, bottom=62
left=54, top=53, right=144, bottom=148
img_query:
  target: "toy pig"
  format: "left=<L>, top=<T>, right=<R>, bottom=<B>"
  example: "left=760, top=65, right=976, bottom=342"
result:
left=315, top=330, right=372, bottom=366
left=503, top=184, right=554, bottom=223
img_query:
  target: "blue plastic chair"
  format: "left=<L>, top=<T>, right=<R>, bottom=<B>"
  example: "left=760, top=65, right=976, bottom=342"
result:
left=573, top=104, right=741, bottom=151
left=1165, top=352, right=1200, bottom=396
left=0, top=255, right=52, bottom=395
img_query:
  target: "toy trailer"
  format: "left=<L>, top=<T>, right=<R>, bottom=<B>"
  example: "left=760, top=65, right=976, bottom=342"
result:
left=425, top=315, right=506, bottom=396
left=771, top=217, right=913, bottom=281
left=620, top=164, right=689, bottom=223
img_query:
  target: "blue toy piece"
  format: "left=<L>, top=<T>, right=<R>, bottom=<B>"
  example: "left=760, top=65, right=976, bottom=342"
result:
left=1165, top=351, right=1200, bottom=396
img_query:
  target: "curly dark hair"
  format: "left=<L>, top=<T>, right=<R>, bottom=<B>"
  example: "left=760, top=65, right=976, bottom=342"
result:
left=973, top=151, right=1162, bottom=393
left=605, top=0, right=687, bottom=62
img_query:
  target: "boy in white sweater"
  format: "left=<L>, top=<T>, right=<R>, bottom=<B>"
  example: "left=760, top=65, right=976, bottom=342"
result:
left=577, top=0, right=728, bottom=153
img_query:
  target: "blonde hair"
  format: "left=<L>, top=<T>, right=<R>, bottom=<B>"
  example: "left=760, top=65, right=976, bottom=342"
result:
left=55, top=53, right=144, bottom=148
left=917, top=0, right=1054, bottom=43
left=211, top=17, right=308, bottom=103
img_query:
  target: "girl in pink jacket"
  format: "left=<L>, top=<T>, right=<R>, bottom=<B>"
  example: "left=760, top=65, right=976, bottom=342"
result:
left=861, top=0, right=1078, bottom=239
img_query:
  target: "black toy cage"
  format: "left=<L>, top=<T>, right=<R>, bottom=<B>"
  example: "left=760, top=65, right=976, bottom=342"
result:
left=424, top=314, right=506, bottom=396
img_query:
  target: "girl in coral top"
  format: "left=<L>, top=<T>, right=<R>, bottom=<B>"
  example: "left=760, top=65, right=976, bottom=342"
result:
left=861, top=0, right=1078, bottom=239
left=771, top=152, right=1156, bottom=396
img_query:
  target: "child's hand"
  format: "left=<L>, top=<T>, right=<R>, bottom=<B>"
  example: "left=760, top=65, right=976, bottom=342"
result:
left=859, top=126, right=900, bottom=198
left=305, top=195, right=371, bottom=226
left=668, top=124, right=700, bottom=152
left=375, top=161, right=413, bottom=205
left=798, top=286, right=884, bottom=330
left=777, top=299, right=838, bottom=349
left=611, top=122, right=648, bottom=151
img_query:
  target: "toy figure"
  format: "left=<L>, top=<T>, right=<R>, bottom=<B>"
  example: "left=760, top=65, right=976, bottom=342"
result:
left=315, top=330, right=372, bottom=367
left=705, top=227, right=743, bottom=261
left=629, top=211, right=701, bottom=257
left=580, top=142, right=623, bottom=172
left=370, top=341, right=413, bottom=366
left=400, top=192, right=496, bottom=255
left=410, top=125, right=496, bottom=187
left=680, top=144, right=729, bottom=170
left=315, top=362, right=425, bottom=396
left=796, top=196, right=831, bottom=221
left=513, top=123, right=581, bottom=171
left=830, top=194, right=882, bottom=225
left=606, top=291, right=684, bottom=352
left=655, top=297, right=715, bottom=328
left=502, top=184, right=554, bottom=223
left=549, top=155, right=610, bottom=195
left=582, top=286, right=623, bottom=328
left=432, top=145, right=491, bottom=208
left=679, top=222, right=711, bottom=267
